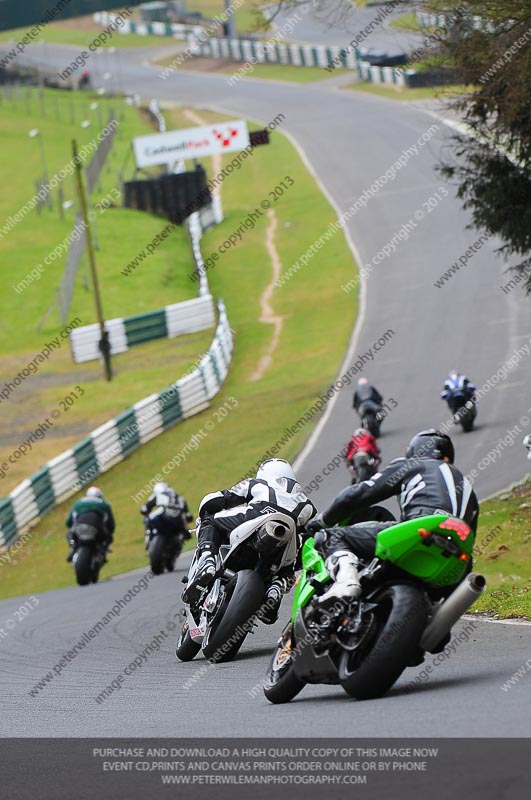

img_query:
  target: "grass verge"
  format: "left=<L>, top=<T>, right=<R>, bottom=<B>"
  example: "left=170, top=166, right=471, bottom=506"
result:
left=153, top=54, right=350, bottom=83
left=0, top=14, right=177, bottom=49
left=184, top=0, right=269, bottom=32
left=388, top=12, right=427, bottom=33
left=0, top=105, right=359, bottom=599
left=470, top=480, right=531, bottom=619
left=0, top=88, right=208, bottom=491
left=345, top=82, right=471, bottom=101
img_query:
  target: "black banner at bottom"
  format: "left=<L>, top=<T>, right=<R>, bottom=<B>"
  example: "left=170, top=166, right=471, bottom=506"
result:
left=2, top=738, right=530, bottom=799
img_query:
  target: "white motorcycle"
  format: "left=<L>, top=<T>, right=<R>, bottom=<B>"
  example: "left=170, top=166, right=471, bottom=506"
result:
left=176, top=511, right=297, bottom=664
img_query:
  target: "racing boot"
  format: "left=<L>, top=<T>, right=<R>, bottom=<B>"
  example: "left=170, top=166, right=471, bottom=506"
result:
left=259, top=576, right=293, bottom=625
left=182, top=545, right=217, bottom=604
left=317, top=550, right=361, bottom=605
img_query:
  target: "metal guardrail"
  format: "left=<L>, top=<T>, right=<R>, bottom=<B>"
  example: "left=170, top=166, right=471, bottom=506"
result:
left=69, top=294, right=216, bottom=363
left=191, top=36, right=359, bottom=70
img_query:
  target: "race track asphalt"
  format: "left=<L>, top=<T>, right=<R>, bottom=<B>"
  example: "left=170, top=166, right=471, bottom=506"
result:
left=1, top=39, right=530, bottom=738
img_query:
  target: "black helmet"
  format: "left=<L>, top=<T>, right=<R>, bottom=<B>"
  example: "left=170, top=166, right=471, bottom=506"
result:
left=406, top=430, right=454, bottom=463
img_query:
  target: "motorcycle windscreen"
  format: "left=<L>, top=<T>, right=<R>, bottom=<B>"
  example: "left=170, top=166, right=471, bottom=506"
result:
left=374, top=515, right=474, bottom=587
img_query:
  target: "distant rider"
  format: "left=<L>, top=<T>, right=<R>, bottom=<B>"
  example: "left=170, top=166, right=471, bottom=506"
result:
left=308, top=430, right=478, bottom=604
left=345, top=427, right=381, bottom=483
left=441, top=369, right=476, bottom=415
left=141, top=481, right=193, bottom=539
left=353, top=377, right=383, bottom=413
left=183, top=459, right=317, bottom=623
left=345, top=427, right=381, bottom=466
left=66, top=486, right=115, bottom=562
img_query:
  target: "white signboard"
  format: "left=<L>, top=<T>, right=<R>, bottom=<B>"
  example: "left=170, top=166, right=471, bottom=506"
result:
left=132, top=120, right=250, bottom=167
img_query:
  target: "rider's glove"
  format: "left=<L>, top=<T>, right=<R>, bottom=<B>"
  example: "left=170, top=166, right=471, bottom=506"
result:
left=306, top=513, right=325, bottom=534
left=140, top=505, right=147, bottom=515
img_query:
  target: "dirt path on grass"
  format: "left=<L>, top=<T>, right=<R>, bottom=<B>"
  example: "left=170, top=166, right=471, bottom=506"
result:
left=249, top=208, right=284, bottom=382
left=182, top=109, right=283, bottom=381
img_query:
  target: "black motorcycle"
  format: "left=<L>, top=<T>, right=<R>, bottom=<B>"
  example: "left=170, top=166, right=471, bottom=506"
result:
left=69, top=524, right=107, bottom=586
left=358, top=400, right=382, bottom=438
left=144, top=506, right=190, bottom=575
left=348, top=451, right=379, bottom=484
left=451, top=393, right=477, bottom=432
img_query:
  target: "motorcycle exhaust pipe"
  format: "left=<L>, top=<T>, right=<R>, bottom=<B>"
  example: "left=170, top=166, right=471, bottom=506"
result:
left=420, top=572, right=486, bottom=652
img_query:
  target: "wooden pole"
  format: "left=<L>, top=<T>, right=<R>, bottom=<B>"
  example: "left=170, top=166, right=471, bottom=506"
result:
left=72, top=139, right=112, bottom=381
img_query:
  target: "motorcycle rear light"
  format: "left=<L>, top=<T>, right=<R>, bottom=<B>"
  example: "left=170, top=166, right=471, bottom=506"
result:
left=439, top=517, right=471, bottom=541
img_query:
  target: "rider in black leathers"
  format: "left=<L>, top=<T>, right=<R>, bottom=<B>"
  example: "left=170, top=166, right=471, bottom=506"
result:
left=352, top=377, right=383, bottom=413
left=308, top=430, right=479, bottom=604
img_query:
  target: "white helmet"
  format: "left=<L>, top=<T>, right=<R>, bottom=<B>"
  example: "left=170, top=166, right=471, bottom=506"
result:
left=256, top=459, right=296, bottom=482
left=154, top=481, right=169, bottom=494
left=86, top=486, right=103, bottom=500
left=358, top=377, right=368, bottom=386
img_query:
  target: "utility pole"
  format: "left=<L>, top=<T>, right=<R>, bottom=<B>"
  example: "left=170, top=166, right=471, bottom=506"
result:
left=72, top=139, right=112, bottom=382
left=223, top=0, right=237, bottom=38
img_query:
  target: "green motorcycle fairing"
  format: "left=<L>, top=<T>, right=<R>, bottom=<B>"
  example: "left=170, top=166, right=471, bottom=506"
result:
left=291, top=537, right=329, bottom=622
left=374, top=514, right=474, bottom=587
left=292, top=514, right=474, bottom=620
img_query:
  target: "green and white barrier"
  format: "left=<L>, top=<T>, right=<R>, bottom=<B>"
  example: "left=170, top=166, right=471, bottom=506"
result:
left=93, top=11, right=204, bottom=39
left=189, top=35, right=359, bottom=70
left=357, top=60, right=408, bottom=87
left=0, top=300, right=232, bottom=552
left=69, top=294, right=216, bottom=363
left=415, top=10, right=499, bottom=33
left=187, top=200, right=223, bottom=299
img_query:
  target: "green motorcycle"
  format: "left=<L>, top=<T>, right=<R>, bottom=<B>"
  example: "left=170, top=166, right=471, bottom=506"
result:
left=264, top=513, right=486, bottom=703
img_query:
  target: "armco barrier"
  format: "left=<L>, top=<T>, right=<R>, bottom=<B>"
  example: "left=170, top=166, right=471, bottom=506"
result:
left=147, top=98, right=166, bottom=133
left=70, top=294, right=216, bottom=363
left=189, top=35, right=359, bottom=70
left=0, top=301, right=232, bottom=551
left=93, top=11, right=204, bottom=39
left=93, top=12, right=360, bottom=68
left=188, top=35, right=442, bottom=88
left=357, top=61, right=456, bottom=89
left=357, top=60, right=407, bottom=87
left=415, top=10, right=500, bottom=33
left=187, top=198, right=223, bottom=298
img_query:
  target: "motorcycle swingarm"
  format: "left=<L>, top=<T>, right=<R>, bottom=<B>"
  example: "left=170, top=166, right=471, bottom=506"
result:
left=291, top=612, right=339, bottom=685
